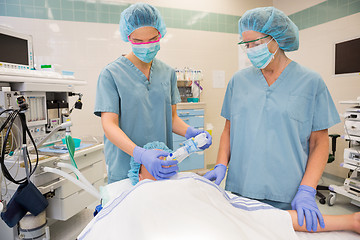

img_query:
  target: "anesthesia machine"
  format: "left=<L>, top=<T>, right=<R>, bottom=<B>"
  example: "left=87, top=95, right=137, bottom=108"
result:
left=0, top=26, right=105, bottom=240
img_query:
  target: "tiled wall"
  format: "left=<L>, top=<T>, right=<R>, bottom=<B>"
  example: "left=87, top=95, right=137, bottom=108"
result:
left=0, top=0, right=240, bottom=33
left=289, top=0, right=360, bottom=30
left=1, top=0, right=359, bottom=33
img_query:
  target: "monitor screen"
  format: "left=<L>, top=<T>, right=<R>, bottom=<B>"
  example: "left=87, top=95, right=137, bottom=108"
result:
left=335, top=37, right=360, bottom=75
left=0, top=33, right=29, bottom=65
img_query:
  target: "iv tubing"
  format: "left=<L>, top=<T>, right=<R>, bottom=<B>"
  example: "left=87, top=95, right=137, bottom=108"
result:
left=43, top=166, right=100, bottom=199
left=56, top=162, right=98, bottom=195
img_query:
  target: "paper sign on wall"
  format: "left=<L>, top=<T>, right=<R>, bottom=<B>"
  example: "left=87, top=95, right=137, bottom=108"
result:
left=212, top=70, right=225, bottom=89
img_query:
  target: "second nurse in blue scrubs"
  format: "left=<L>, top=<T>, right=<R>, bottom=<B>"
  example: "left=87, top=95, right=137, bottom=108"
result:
left=94, top=3, right=212, bottom=184
left=204, top=7, right=340, bottom=233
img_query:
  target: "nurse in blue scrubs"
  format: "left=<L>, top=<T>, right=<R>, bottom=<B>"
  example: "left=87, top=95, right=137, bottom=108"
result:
left=94, top=3, right=212, bottom=184
left=204, top=7, right=340, bottom=232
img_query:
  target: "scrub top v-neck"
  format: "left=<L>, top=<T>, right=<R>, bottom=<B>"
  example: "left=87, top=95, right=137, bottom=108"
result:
left=221, top=61, right=340, bottom=203
left=94, top=56, right=181, bottom=182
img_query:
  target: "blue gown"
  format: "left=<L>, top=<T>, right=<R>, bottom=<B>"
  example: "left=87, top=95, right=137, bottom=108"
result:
left=94, top=56, right=181, bottom=183
left=221, top=61, right=340, bottom=207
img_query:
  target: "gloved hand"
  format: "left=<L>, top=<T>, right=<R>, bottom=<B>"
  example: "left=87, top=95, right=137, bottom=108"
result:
left=291, top=185, right=325, bottom=232
left=133, top=146, right=178, bottom=180
left=185, top=126, right=212, bottom=150
left=203, top=164, right=227, bottom=185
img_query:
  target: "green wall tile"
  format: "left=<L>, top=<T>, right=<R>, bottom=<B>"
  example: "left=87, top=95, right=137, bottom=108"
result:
left=73, top=1, right=85, bottom=11
left=317, top=2, right=328, bottom=24
left=164, top=17, right=173, bottom=27
left=48, top=0, right=60, bottom=9
left=6, top=0, right=19, bottom=4
left=34, top=0, right=44, bottom=7
left=86, top=10, right=97, bottom=22
left=61, top=8, right=73, bottom=21
left=98, top=11, right=109, bottom=23
left=0, top=4, right=5, bottom=15
left=349, top=0, right=360, bottom=15
left=218, top=13, right=226, bottom=24
left=109, top=13, right=119, bottom=24
left=34, top=7, right=47, bottom=19
left=51, top=8, right=61, bottom=20
left=172, top=8, right=182, bottom=22
left=21, top=6, right=35, bottom=18
left=219, top=23, right=226, bottom=33
left=99, top=3, right=109, bottom=13
left=3, top=0, right=358, bottom=33
left=74, top=10, right=85, bottom=22
left=108, top=4, right=121, bottom=14
left=336, top=3, right=349, bottom=19
left=61, top=0, right=73, bottom=10
left=20, top=0, right=33, bottom=6
left=86, top=2, right=96, bottom=12
left=338, top=0, right=349, bottom=6
left=6, top=4, right=20, bottom=17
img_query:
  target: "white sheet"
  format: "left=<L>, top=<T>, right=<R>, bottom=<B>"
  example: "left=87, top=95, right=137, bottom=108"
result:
left=79, top=172, right=359, bottom=240
left=79, top=173, right=298, bottom=240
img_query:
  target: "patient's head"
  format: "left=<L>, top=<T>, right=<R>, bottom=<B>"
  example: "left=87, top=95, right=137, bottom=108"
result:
left=128, top=141, right=172, bottom=185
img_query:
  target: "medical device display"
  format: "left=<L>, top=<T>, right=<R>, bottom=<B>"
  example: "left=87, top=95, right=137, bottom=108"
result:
left=166, top=133, right=208, bottom=164
left=0, top=26, right=34, bottom=70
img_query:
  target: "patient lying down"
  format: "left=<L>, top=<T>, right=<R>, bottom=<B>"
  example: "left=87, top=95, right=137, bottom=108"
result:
left=78, top=142, right=360, bottom=240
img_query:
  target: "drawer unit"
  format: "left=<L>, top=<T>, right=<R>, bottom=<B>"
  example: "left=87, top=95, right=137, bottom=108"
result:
left=179, top=152, right=204, bottom=171
left=173, top=106, right=205, bottom=171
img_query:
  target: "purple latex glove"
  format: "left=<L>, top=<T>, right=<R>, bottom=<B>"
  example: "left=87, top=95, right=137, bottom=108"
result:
left=185, top=126, right=212, bottom=150
left=291, top=185, right=325, bottom=232
left=203, top=164, right=227, bottom=185
left=133, top=146, right=178, bottom=180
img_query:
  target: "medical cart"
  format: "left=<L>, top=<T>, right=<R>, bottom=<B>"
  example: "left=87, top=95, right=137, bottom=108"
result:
left=0, top=70, right=105, bottom=240
left=328, top=98, right=360, bottom=207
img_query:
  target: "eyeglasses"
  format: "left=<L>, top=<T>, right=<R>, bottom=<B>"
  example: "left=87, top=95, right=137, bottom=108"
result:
left=128, top=32, right=162, bottom=45
left=238, top=35, right=270, bottom=50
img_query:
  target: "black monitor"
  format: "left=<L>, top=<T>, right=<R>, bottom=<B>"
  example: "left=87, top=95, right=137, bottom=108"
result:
left=335, top=37, right=360, bottom=75
left=0, top=26, right=34, bottom=70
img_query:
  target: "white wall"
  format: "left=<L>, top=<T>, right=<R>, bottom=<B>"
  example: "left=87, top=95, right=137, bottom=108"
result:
left=273, top=0, right=325, bottom=15
left=0, top=0, right=272, bottom=168
left=274, top=2, right=360, bottom=178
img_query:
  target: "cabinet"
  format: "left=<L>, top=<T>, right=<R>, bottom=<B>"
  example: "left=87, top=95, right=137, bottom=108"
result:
left=173, top=103, right=206, bottom=171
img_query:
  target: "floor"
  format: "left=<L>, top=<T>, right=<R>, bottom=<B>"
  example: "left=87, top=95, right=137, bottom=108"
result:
left=48, top=172, right=360, bottom=240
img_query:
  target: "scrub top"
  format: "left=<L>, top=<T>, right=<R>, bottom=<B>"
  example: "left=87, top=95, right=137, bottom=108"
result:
left=94, top=56, right=181, bottom=182
left=221, top=61, right=340, bottom=204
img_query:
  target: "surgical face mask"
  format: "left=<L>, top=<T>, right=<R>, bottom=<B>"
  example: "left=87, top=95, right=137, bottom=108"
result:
left=131, top=42, right=160, bottom=63
left=246, top=38, right=279, bottom=69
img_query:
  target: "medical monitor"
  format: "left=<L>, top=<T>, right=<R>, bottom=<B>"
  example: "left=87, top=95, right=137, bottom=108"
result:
left=334, top=37, right=360, bottom=75
left=0, top=26, right=34, bottom=70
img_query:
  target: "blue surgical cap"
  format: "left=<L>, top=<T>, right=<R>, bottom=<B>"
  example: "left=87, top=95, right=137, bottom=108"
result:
left=238, top=7, right=299, bottom=52
left=127, top=141, right=172, bottom=185
left=119, top=3, right=167, bottom=42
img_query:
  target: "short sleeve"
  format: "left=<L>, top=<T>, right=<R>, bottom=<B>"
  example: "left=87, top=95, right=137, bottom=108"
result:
left=94, top=69, right=120, bottom=117
left=312, top=81, right=340, bottom=131
left=170, top=70, right=181, bottom=105
left=221, top=77, right=233, bottom=120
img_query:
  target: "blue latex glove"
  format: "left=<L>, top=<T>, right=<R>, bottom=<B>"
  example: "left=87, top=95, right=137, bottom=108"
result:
left=291, top=185, right=325, bottom=232
left=133, top=146, right=178, bottom=180
left=203, top=164, right=227, bottom=185
left=185, top=126, right=212, bottom=150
